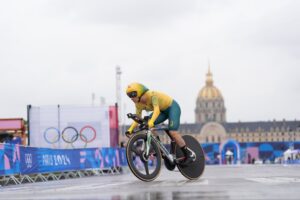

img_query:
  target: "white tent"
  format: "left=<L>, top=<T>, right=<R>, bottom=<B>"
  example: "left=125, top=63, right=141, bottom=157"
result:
left=225, top=150, right=233, bottom=156
left=284, top=149, right=300, bottom=161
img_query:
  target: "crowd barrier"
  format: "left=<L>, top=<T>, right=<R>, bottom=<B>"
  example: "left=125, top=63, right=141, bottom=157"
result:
left=283, top=160, right=300, bottom=164
left=0, top=143, right=127, bottom=186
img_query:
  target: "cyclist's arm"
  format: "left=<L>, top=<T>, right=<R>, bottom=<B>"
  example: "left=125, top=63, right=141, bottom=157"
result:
left=148, top=95, right=160, bottom=126
left=127, top=106, right=142, bottom=133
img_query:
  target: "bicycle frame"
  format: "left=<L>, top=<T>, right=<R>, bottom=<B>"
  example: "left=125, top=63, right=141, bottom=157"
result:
left=127, top=113, right=176, bottom=164
left=145, top=129, right=175, bottom=165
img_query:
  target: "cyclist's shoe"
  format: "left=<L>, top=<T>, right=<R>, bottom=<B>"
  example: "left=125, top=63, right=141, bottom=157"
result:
left=180, top=147, right=196, bottom=166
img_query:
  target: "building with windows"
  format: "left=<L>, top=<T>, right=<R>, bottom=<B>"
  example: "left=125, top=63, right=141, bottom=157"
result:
left=121, top=67, right=300, bottom=164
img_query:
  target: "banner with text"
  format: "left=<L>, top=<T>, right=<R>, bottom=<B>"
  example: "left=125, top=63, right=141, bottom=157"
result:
left=0, top=143, right=126, bottom=176
left=20, top=146, right=125, bottom=174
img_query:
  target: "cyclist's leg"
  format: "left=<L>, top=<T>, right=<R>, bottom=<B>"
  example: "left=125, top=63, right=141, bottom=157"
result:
left=150, top=112, right=168, bottom=125
left=149, top=112, right=168, bottom=137
left=166, top=100, right=185, bottom=146
left=167, top=101, right=195, bottom=164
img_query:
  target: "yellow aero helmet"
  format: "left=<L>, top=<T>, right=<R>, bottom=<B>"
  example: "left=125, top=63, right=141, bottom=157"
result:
left=126, top=82, right=149, bottom=98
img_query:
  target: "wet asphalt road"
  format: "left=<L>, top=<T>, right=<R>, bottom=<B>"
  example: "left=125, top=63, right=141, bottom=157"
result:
left=1, top=164, right=300, bottom=200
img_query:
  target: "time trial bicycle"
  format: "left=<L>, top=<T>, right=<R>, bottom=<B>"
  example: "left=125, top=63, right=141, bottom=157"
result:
left=126, top=113, right=205, bottom=182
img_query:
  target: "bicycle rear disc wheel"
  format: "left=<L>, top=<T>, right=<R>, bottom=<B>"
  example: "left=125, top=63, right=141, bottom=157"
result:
left=126, top=133, right=162, bottom=182
left=175, top=135, right=205, bottom=180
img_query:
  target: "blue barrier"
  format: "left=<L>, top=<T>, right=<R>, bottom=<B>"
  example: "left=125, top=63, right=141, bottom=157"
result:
left=0, top=143, right=21, bottom=176
left=0, top=143, right=127, bottom=176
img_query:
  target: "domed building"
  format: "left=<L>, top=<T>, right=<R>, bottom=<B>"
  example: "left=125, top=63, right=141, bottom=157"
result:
left=195, top=67, right=226, bottom=123
left=193, top=67, right=228, bottom=145
left=182, top=66, right=300, bottom=164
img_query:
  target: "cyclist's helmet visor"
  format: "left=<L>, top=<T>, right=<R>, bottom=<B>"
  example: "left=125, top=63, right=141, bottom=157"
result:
left=127, top=91, right=138, bottom=98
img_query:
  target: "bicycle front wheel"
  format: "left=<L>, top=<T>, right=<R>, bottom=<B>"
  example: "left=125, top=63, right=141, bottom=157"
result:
left=126, top=133, right=162, bottom=182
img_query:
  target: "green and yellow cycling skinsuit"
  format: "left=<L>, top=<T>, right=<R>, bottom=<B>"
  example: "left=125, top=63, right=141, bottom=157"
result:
left=128, top=90, right=181, bottom=133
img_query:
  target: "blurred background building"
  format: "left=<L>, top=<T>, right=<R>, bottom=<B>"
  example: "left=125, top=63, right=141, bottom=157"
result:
left=154, top=67, right=300, bottom=145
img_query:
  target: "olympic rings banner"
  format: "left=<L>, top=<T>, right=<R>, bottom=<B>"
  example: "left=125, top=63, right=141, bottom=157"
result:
left=0, top=143, right=126, bottom=176
left=28, top=105, right=118, bottom=149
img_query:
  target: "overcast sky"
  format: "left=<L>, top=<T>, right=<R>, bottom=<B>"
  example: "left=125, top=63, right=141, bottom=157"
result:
left=0, top=0, right=299, bottom=124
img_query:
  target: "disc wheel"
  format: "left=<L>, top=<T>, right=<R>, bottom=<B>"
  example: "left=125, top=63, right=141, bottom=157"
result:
left=126, top=133, right=162, bottom=182
left=175, top=135, right=205, bottom=180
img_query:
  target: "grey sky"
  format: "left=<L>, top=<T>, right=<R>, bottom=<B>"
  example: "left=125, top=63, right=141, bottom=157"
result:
left=0, top=0, right=299, bottom=124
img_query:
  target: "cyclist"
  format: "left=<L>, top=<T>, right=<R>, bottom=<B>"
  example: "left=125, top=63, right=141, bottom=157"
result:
left=125, top=82, right=196, bottom=165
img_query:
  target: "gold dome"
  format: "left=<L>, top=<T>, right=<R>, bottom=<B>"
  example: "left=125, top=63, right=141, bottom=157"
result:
left=198, top=67, right=223, bottom=99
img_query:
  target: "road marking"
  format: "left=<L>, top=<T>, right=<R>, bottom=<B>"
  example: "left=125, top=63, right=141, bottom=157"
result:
left=246, top=177, right=300, bottom=184
left=149, top=179, right=208, bottom=187
left=53, top=181, right=133, bottom=191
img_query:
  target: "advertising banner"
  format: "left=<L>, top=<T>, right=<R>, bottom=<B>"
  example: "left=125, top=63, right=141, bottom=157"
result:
left=28, top=105, right=113, bottom=149
left=118, top=148, right=127, bottom=167
left=1, top=143, right=125, bottom=176
left=20, top=146, right=80, bottom=174
left=0, top=143, right=21, bottom=176
left=109, top=106, right=119, bottom=147
left=19, top=146, right=124, bottom=175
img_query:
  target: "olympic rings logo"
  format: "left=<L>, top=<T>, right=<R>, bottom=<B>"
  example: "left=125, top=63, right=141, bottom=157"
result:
left=43, top=125, right=97, bottom=148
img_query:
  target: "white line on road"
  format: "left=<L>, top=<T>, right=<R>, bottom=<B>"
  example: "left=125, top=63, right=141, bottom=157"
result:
left=246, top=177, right=300, bottom=184
left=53, top=181, right=133, bottom=191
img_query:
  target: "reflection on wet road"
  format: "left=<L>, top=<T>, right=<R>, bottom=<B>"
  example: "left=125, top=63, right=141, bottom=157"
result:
left=1, top=165, right=300, bottom=200
left=120, top=190, right=229, bottom=200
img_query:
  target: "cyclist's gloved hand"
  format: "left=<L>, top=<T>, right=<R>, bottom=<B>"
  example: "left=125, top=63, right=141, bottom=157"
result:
left=148, top=121, right=154, bottom=128
left=125, top=130, right=132, bottom=138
